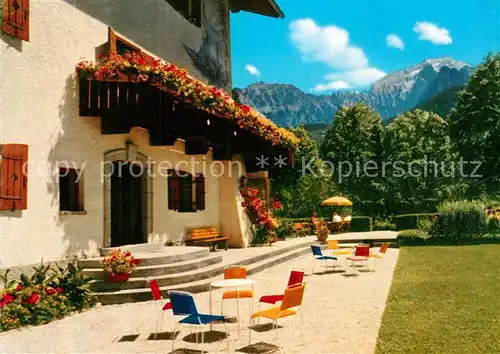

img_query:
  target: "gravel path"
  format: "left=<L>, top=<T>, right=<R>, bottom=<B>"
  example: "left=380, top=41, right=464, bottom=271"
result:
left=0, top=249, right=399, bottom=354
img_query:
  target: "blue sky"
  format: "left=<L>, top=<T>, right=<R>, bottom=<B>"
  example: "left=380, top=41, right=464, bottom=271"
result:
left=230, top=0, right=500, bottom=93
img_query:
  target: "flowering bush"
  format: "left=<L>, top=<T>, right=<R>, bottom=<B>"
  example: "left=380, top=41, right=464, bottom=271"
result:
left=101, top=249, right=140, bottom=276
left=0, top=263, right=97, bottom=332
left=240, top=177, right=282, bottom=245
left=76, top=52, right=298, bottom=148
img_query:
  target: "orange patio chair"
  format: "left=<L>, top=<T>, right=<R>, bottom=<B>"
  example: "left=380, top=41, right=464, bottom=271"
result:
left=249, top=283, right=306, bottom=353
left=369, top=242, right=389, bottom=271
left=221, top=265, right=254, bottom=328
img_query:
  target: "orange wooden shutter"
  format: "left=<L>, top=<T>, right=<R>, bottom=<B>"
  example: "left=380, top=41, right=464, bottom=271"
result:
left=2, top=0, right=30, bottom=41
left=0, top=144, right=28, bottom=210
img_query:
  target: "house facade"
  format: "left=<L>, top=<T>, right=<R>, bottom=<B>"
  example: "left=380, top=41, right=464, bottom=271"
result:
left=0, top=0, right=293, bottom=269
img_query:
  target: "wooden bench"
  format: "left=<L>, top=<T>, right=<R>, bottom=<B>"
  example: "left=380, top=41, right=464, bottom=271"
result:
left=187, top=227, right=229, bottom=251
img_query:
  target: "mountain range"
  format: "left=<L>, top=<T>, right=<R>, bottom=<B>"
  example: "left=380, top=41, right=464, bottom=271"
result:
left=233, top=57, right=473, bottom=126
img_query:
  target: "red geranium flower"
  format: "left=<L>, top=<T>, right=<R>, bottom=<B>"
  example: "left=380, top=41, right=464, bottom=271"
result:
left=2, top=293, right=15, bottom=304
left=46, top=287, right=56, bottom=295
left=24, top=292, right=40, bottom=305
left=0, top=301, right=4, bottom=308
left=241, top=202, right=246, bottom=208
left=16, top=284, right=23, bottom=291
left=55, top=287, right=63, bottom=293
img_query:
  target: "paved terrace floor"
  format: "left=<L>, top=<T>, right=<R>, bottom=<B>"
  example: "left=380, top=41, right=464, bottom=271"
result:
left=0, top=237, right=399, bottom=354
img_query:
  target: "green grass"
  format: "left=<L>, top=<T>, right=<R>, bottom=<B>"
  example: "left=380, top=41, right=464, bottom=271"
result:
left=376, top=245, right=500, bottom=353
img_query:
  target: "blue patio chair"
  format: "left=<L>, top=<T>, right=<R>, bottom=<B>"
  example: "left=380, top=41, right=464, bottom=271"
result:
left=168, top=290, right=230, bottom=353
left=311, top=245, right=337, bottom=274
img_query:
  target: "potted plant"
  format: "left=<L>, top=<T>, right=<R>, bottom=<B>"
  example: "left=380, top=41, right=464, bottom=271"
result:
left=101, top=249, right=140, bottom=282
left=311, top=215, right=329, bottom=242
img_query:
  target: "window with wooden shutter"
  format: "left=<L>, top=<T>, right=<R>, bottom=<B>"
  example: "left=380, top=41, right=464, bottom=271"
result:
left=0, top=144, right=28, bottom=210
left=2, top=0, right=29, bottom=41
left=168, top=170, right=196, bottom=212
left=195, top=174, right=205, bottom=210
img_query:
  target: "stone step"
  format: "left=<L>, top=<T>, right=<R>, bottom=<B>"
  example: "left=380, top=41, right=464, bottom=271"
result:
left=99, top=242, right=165, bottom=256
left=89, top=262, right=225, bottom=292
left=78, top=246, right=210, bottom=268
left=96, top=244, right=312, bottom=305
left=82, top=254, right=223, bottom=279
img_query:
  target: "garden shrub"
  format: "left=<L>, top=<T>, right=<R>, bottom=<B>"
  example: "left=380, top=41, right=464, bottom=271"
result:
left=395, top=213, right=438, bottom=230
left=0, top=262, right=97, bottom=332
left=397, top=229, right=429, bottom=245
left=429, top=201, right=486, bottom=242
left=350, top=216, right=372, bottom=232
left=373, top=219, right=397, bottom=231
left=276, top=220, right=294, bottom=240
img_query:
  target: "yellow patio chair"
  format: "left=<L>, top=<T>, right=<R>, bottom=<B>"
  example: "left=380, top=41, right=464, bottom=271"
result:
left=249, top=283, right=306, bottom=353
left=328, top=240, right=352, bottom=256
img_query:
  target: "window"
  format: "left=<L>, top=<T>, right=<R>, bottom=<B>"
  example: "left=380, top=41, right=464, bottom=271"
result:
left=168, top=170, right=205, bottom=212
left=59, top=168, right=84, bottom=212
left=108, top=27, right=155, bottom=61
left=2, top=0, right=30, bottom=41
left=0, top=144, right=28, bottom=210
left=167, top=0, right=201, bottom=27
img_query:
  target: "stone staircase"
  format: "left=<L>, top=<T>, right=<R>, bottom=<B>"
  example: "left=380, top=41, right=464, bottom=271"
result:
left=78, top=240, right=312, bottom=305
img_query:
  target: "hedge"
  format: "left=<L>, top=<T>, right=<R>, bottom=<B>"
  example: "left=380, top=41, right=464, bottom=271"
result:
left=429, top=201, right=486, bottom=241
left=350, top=216, right=372, bottom=232
left=395, top=213, right=439, bottom=230
left=397, top=229, right=429, bottom=245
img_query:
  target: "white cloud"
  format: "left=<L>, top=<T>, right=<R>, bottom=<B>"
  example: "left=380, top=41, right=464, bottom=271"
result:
left=324, top=67, right=386, bottom=88
left=289, top=18, right=368, bottom=70
left=289, top=18, right=386, bottom=91
left=312, top=81, right=350, bottom=92
left=245, top=64, right=260, bottom=76
left=413, top=21, right=452, bottom=45
left=386, top=34, right=404, bottom=50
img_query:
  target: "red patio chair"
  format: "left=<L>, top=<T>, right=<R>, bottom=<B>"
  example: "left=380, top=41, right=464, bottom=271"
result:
left=345, top=245, right=370, bottom=275
left=147, top=278, right=172, bottom=339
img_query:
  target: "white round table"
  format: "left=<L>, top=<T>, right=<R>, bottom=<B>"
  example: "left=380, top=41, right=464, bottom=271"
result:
left=209, top=278, right=255, bottom=334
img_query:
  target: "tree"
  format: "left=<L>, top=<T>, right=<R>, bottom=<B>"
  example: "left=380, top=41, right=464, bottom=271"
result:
left=273, top=126, right=336, bottom=218
left=449, top=53, right=500, bottom=195
left=320, top=103, right=385, bottom=215
left=384, top=109, right=459, bottom=213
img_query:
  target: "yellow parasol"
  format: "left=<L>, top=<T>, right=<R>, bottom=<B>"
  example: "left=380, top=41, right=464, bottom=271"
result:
left=321, top=196, right=353, bottom=206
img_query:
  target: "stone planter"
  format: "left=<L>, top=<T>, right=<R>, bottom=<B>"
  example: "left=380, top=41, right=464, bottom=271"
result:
left=106, top=273, right=130, bottom=282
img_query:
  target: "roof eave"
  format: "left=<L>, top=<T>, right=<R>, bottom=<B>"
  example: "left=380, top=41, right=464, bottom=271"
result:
left=230, top=0, right=285, bottom=19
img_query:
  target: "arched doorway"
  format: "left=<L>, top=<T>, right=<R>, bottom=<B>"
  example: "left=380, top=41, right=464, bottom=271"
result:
left=103, top=149, right=152, bottom=248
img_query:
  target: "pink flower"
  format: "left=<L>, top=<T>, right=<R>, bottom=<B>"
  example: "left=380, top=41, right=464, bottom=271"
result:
left=55, top=287, right=63, bottom=293
left=2, top=293, right=15, bottom=304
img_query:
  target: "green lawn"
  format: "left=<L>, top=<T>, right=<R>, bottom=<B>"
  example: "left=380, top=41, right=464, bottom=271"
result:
left=376, top=245, right=500, bottom=353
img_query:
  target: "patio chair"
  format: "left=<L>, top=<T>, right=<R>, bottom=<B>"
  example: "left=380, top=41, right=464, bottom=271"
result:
left=147, top=279, right=172, bottom=339
left=311, top=245, right=337, bottom=274
left=249, top=283, right=306, bottom=354
left=345, top=244, right=370, bottom=275
left=257, top=270, right=304, bottom=323
left=327, top=240, right=353, bottom=256
left=369, top=242, right=389, bottom=271
left=221, top=265, right=254, bottom=326
left=168, top=290, right=229, bottom=354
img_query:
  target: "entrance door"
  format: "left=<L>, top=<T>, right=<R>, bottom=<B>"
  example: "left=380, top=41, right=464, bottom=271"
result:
left=110, top=161, right=145, bottom=247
